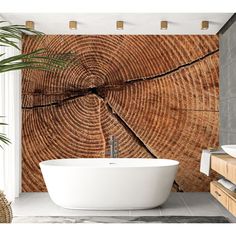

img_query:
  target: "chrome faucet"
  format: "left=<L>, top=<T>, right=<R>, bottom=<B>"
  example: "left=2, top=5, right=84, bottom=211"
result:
left=99, top=135, right=119, bottom=158
left=109, top=135, right=118, bottom=158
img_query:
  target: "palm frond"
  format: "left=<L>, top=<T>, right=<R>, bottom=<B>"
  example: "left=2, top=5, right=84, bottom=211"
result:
left=0, top=21, right=43, bottom=36
left=0, top=22, right=73, bottom=73
left=0, top=21, right=44, bottom=49
left=0, top=22, right=74, bottom=147
left=0, top=116, right=9, bottom=147
left=0, top=121, right=10, bottom=147
left=0, top=49, right=73, bottom=73
left=0, top=133, right=11, bottom=148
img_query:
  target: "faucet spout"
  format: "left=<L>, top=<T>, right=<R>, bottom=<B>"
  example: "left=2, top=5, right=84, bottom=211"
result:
left=109, top=135, right=118, bottom=158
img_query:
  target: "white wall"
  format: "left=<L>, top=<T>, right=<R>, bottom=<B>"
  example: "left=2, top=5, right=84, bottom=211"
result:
left=0, top=39, right=22, bottom=201
left=1, top=13, right=233, bottom=35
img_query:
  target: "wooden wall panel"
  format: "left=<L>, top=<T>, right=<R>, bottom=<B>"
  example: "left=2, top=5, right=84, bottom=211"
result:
left=22, top=35, right=219, bottom=192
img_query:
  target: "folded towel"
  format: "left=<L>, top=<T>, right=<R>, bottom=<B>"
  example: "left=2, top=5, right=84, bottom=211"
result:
left=200, top=149, right=225, bottom=176
left=218, top=178, right=236, bottom=192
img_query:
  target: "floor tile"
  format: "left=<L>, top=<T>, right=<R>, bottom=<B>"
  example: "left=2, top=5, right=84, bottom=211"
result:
left=11, top=192, right=236, bottom=222
left=181, top=192, right=226, bottom=216
left=12, top=193, right=129, bottom=216
left=129, top=207, right=161, bottom=216
left=159, top=193, right=191, bottom=216
left=210, top=197, right=236, bottom=223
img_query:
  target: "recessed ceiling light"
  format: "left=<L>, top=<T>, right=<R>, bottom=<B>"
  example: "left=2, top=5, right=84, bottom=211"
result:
left=116, top=21, right=124, bottom=30
left=201, top=21, right=209, bottom=30
left=25, top=21, right=34, bottom=30
left=69, top=21, right=77, bottom=30
left=160, top=21, right=168, bottom=30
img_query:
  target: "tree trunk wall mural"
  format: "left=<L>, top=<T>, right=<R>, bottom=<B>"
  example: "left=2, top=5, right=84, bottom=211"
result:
left=22, top=35, right=219, bottom=192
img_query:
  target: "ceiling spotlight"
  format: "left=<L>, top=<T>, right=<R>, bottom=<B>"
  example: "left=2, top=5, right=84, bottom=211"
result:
left=201, top=21, right=209, bottom=30
left=69, top=21, right=77, bottom=30
left=25, top=21, right=34, bottom=30
left=116, top=21, right=124, bottom=30
left=160, top=21, right=168, bottom=30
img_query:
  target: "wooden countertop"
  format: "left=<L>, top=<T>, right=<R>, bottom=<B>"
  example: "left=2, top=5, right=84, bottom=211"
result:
left=211, top=153, right=236, bottom=185
left=211, top=153, right=236, bottom=164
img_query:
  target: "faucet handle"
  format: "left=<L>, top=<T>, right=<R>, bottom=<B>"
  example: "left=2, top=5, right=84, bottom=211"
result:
left=98, top=151, right=110, bottom=155
left=109, top=135, right=115, bottom=143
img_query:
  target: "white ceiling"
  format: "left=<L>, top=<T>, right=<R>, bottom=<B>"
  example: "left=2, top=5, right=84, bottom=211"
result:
left=0, top=13, right=233, bottom=35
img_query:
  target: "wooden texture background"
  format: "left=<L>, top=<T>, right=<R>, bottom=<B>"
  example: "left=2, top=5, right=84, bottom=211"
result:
left=22, top=35, right=219, bottom=192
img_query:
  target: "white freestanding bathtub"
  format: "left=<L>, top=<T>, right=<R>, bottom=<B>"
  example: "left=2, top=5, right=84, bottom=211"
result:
left=39, top=158, right=179, bottom=210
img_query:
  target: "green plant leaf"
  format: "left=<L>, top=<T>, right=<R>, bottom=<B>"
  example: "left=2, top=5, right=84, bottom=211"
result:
left=0, top=133, right=11, bottom=148
left=0, top=22, right=75, bottom=147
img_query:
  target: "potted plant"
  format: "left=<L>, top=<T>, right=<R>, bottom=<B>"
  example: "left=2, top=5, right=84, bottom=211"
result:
left=0, top=21, right=69, bottom=223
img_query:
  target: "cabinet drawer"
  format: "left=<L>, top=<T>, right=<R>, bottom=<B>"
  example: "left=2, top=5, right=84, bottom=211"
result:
left=227, top=163, right=236, bottom=185
left=211, top=155, right=228, bottom=177
left=210, top=182, right=228, bottom=209
left=228, top=197, right=236, bottom=217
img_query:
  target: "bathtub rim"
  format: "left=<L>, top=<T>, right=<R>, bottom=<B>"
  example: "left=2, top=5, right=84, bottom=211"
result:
left=39, top=158, right=179, bottom=169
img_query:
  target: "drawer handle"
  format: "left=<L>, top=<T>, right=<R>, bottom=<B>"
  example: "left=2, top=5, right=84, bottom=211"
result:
left=215, top=191, right=221, bottom=197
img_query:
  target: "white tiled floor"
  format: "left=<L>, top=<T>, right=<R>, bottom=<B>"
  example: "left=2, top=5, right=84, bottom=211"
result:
left=12, top=192, right=236, bottom=222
